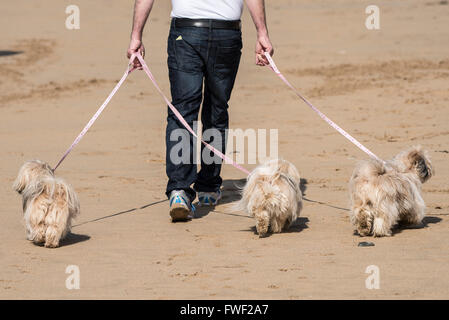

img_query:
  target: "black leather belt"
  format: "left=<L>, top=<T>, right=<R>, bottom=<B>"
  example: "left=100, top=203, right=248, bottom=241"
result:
left=174, top=18, right=241, bottom=30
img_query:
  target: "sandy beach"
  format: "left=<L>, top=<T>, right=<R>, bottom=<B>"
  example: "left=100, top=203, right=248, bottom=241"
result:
left=1, top=0, right=448, bottom=299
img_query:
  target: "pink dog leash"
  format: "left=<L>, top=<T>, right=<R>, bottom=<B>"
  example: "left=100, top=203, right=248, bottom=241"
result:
left=52, top=57, right=137, bottom=171
left=55, top=52, right=376, bottom=175
left=53, top=53, right=250, bottom=175
left=264, top=52, right=385, bottom=164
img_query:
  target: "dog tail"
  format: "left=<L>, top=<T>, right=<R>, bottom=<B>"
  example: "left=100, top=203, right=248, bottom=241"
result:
left=230, top=196, right=247, bottom=214
left=353, top=158, right=386, bottom=180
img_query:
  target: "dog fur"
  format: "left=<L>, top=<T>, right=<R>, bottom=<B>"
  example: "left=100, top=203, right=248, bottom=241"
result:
left=13, top=160, right=80, bottom=247
left=349, top=146, right=433, bottom=237
left=237, top=159, right=303, bottom=237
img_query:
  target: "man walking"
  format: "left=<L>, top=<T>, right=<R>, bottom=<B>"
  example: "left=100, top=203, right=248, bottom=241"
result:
left=127, top=0, right=274, bottom=221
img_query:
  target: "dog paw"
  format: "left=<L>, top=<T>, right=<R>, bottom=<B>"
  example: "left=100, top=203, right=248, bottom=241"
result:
left=356, top=228, right=372, bottom=237
left=44, top=235, right=61, bottom=248
left=258, top=232, right=269, bottom=238
left=30, top=232, right=46, bottom=244
left=44, top=240, right=60, bottom=248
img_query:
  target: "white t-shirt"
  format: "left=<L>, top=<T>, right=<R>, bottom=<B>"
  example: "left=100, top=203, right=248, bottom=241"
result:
left=171, top=0, right=244, bottom=21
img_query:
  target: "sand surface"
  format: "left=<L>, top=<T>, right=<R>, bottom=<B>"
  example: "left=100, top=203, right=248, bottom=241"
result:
left=1, top=0, right=448, bottom=299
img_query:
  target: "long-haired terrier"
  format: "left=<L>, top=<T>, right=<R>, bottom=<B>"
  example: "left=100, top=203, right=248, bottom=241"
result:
left=237, top=159, right=303, bottom=237
left=13, top=160, right=80, bottom=247
left=349, top=146, right=433, bottom=237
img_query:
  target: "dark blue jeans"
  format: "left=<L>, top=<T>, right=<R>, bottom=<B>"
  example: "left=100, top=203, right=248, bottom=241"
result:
left=165, top=19, right=242, bottom=201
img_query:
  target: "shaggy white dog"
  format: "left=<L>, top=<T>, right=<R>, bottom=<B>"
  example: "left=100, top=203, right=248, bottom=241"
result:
left=13, top=160, right=80, bottom=247
left=237, top=159, right=303, bottom=237
left=349, top=146, right=433, bottom=237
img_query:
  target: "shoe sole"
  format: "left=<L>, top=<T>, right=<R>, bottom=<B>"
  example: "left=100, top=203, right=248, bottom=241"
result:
left=170, top=204, right=191, bottom=222
left=199, top=201, right=217, bottom=206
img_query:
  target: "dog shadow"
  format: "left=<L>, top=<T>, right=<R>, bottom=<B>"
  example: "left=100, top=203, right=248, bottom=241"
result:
left=194, top=178, right=246, bottom=219
left=352, top=216, right=443, bottom=237
left=287, top=217, right=310, bottom=233
left=59, top=233, right=91, bottom=247
left=0, top=50, right=23, bottom=57
left=245, top=217, right=310, bottom=237
left=31, top=233, right=91, bottom=248
left=392, top=216, right=443, bottom=235
left=300, top=178, right=308, bottom=196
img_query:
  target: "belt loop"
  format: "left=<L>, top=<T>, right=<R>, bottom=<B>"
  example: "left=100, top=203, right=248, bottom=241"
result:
left=172, top=17, right=177, bottom=32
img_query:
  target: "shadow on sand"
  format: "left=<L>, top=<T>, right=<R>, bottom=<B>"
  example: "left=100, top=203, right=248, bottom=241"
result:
left=59, top=233, right=91, bottom=247
left=391, top=216, right=443, bottom=235
left=73, top=199, right=168, bottom=227
left=31, top=233, right=91, bottom=248
left=0, top=50, right=23, bottom=57
left=242, top=217, right=310, bottom=238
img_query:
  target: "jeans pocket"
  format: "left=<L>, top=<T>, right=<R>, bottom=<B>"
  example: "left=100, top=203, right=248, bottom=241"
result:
left=214, top=45, right=242, bottom=80
left=169, top=34, right=202, bottom=73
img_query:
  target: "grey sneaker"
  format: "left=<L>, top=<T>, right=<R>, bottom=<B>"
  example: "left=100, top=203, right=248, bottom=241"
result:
left=198, top=190, right=222, bottom=206
left=169, top=190, right=195, bottom=221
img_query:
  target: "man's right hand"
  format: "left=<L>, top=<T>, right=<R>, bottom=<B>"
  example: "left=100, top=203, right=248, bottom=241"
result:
left=127, top=38, right=145, bottom=69
left=255, top=33, right=274, bottom=66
